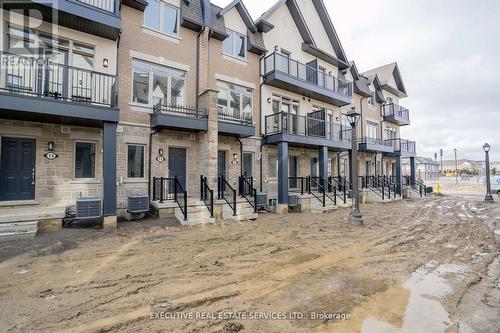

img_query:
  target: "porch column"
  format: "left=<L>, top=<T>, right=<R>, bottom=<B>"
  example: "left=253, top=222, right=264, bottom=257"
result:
left=319, top=146, right=328, bottom=189
left=103, top=122, right=117, bottom=223
left=197, top=89, right=219, bottom=192
left=410, top=156, right=416, bottom=180
left=395, top=156, right=403, bottom=196
left=277, top=141, right=288, bottom=214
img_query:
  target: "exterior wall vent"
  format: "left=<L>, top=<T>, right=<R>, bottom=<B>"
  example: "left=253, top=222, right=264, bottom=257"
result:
left=61, top=126, right=71, bottom=134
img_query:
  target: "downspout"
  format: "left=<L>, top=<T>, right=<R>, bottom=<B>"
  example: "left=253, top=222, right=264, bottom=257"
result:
left=195, top=28, right=203, bottom=109
left=258, top=53, right=267, bottom=193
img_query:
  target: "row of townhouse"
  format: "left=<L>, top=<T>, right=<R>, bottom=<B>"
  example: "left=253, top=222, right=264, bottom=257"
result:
left=0, top=0, right=418, bottom=226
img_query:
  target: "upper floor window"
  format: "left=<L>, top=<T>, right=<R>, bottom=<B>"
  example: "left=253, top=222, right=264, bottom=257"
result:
left=366, top=122, right=379, bottom=139
left=132, top=59, right=186, bottom=106
left=144, top=0, right=179, bottom=37
left=368, top=92, right=376, bottom=107
left=217, top=81, right=252, bottom=120
left=223, top=30, right=246, bottom=59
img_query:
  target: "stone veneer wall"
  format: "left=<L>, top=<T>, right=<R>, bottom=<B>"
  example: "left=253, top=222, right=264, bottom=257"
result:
left=0, top=119, right=103, bottom=210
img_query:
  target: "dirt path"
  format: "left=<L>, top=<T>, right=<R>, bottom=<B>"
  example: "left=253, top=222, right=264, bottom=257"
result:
left=0, top=195, right=498, bottom=332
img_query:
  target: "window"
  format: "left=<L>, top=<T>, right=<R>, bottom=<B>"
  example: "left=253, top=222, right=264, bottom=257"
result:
left=127, top=145, right=145, bottom=178
left=243, top=153, right=253, bottom=177
left=132, top=59, right=186, bottom=106
left=366, top=122, right=379, bottom=139
left=217, top=81, right=253, bottom=120
left=144, top=0, right=179, bottom=36
left=223, top=30, right=246, bottom=59
left=268, top=154, right=277, bottom=178
left=75, top=142, right=96, bottom=178
left=368, top=92, right=376, bottom=106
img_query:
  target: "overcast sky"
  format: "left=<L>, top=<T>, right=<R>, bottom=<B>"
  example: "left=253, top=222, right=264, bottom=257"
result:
left=213, top=0, right=500, bottom=162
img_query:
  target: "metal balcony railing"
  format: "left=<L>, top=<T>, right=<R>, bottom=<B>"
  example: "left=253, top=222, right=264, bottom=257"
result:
left=358, top=137, right=393, bottom=147
left=0, top=51, right=117, bottom=107
left=217, top=108, right=253, bottom=126
left=263, top=52, right=352, bottom=98
left=265, top=111, right=352, bottom=142
left=385, top=138, right=416, bottom=153
left=381, top=103, right=410, bottom=122
left=153, top=104, right=208, bottom=119
left=75, top=0, right=118, bottom=13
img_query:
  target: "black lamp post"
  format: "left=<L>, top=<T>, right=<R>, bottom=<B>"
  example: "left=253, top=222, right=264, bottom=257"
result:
left=454, top=148, right=458, bottom=183
left=483, top=143, right=494, bottom=203
left=346, top=107, right=363, bottom=225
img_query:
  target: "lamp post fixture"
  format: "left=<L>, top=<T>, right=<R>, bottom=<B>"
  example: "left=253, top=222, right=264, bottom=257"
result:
left=454, top=148, right=458, bottom=184
left=483, top=143, right=494, bottom=203
left=346, top=107, right=363, bottom=226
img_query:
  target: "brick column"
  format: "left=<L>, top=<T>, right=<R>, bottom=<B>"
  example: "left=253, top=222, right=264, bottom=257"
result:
left=198, top=90, right=219, bottom=190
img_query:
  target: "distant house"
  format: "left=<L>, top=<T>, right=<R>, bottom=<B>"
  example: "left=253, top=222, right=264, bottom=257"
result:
left=403, top=157, right=439, bottom=180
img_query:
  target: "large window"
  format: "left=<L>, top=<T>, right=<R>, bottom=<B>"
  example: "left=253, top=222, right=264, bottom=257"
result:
left=144, top=0, right=179, bottom=36
left=366, top=122, right=379, bottom=139
left=217, top=81, right=252, bottom=121
left=132, top=60, right=186, bottom=106
left=75, top=142, right=96, bottom=179
left=127, top=145, right=145, bottom=178
left=223, top=30, right=246, bottom=59
left=268, top=154, right=277, bottom=178
left=368, top=92, right=376, bottom=106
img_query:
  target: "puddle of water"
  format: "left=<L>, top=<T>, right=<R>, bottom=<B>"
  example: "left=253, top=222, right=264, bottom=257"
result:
left=360, top=262, right=467, bottom=333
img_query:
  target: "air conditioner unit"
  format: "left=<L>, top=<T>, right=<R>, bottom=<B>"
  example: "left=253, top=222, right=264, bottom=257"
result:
left=288, top=194, right=298, bottom=207
left=76, top=197, right=101, bottom=219
left=255, top=192, right=268, bottom=209
left=128, top=195, right=149, bottom=213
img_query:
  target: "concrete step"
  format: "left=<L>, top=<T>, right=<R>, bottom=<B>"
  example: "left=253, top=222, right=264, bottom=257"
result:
left=0, top=221, right=38, bottom=241
left=221, top=200, right=258, bottom=221
left=175, top=208, right=215, bottom=225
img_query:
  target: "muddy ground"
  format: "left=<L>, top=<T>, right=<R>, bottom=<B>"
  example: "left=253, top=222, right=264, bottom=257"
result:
left=0, top=195, right=498, bottom=333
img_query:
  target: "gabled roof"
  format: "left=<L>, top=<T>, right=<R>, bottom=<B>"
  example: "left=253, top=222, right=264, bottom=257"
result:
left=363, top=62, right=408, bottom=98
left=256, top=0, right=350, bottom=70
left=350, top=61, right=385, bottom=100
left=217, top=0, right=257, bottom=33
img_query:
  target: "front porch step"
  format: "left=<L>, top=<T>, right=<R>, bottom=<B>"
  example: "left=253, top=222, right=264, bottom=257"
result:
left=310, top=196, right=338, bottom=213
left=0, top=221, right=38, bottom=241
left=221, top=200, right=258, bottom=221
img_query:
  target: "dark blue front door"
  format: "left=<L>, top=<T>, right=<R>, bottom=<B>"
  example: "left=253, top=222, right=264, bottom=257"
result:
left=168, top=148, right=186, bottom=190
left=0, top=137, right=36, bottom=201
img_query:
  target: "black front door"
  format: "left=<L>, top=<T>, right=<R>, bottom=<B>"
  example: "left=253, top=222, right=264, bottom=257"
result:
left=168, top=148, right=186, bottom=190
left=289, top=156, right=298, bottom=188
left=218, top=151, right=226, bottom=192
left=0, top=137, right=36, bottom=201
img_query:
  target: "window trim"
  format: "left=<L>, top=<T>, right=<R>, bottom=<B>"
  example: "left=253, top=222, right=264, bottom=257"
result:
left=73, top=140, right=97, bottom=180
left=143, top=0, right=180, bottom=38
left=222, top=29, right=247, bottom=60
left=126, top=144, right=146, bottom=179
left=131, top=59, right=187, bottom=107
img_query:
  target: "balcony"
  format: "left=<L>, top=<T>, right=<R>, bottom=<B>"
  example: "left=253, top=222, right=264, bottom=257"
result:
left=264, top=112, right=351, bottom=150
left=382, top=103, right=410, bottom=126
left=218, top=110, right=255, bottom=137
left=358, top=137, right=394, bottom=153
left=151, top=104, right=208, bottom=132
left=384, top=138, right=416, bottom=157
left=0, top=52, right=118, bottom=126
left=262, top=52, right=352, bottom=107
left=3, top=0, right=121, bottom=40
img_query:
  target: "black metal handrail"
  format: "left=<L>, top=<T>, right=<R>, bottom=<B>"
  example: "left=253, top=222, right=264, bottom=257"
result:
left=308, top=176, right=328, bottom=207
left=200, top=176, right=214, bottom=217
left=359, top=176, right=387, bottom=199
left=154, top=103, right=207, bottom=119
left=265, top=111, right=352, bottom=142
left=384, top=138, right=416, bottom=154
left=328, top=176, right=347, bottom=204
left=359, top=137, right=393, bottom=146
left=239, top=176, right=257, bottom=213
left=0, top=51, right=117, bottom=107
left=381, top=103, right=410, bottom=121
left=383, top=175, right=399, bottom=197
left=218, top=109, right=253, bottom=126
left=218, top=176, right=237, bottom=216
left=262, top=52, right=352, bottom=98
left=288, top=176, right=307, bottom=195
left=404, top=176, right=426, bottom=197
left=152, top=177, right=188, bottom=220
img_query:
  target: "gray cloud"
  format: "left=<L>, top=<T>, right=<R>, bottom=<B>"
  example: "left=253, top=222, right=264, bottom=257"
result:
left=213, top=0, right=500, bottom=161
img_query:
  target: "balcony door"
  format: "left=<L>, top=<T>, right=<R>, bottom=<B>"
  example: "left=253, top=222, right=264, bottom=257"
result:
left=39, top=47, right=69, bottom=100
left=307, top=107, right=326, bottom=138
